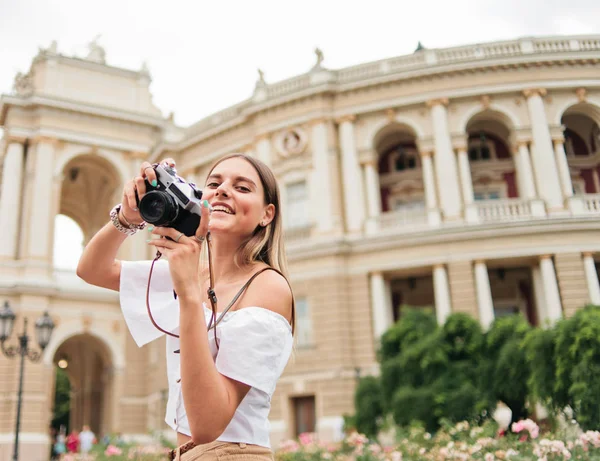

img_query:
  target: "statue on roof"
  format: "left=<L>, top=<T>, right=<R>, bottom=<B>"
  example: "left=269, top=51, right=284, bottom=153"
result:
left=86, top=35, right=106, bottom=64
left=13, top=71, right=34, bottom=96
left=312, top=47, right=325, bottom=70
left=255, top=68, right=267, bottom=89
left=140, top=60, right=151, bottom=76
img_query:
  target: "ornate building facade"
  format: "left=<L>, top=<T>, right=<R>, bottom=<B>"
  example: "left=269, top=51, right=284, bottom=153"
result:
left=1, top=35, right=600, bottom=460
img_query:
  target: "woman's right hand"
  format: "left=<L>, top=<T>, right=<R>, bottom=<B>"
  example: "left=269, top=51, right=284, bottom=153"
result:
left=121, top=158, right=176, bottom=225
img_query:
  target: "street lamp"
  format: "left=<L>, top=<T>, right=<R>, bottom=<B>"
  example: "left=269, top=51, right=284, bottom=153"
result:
left=0, top=301, right=55, bottom=461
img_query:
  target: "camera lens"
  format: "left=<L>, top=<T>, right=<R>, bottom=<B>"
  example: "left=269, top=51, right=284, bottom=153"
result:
left=138, top=191, right=178, bottom=225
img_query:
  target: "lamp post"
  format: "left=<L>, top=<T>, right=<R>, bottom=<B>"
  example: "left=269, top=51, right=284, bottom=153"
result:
left=0, top=301, right=55, bottom=461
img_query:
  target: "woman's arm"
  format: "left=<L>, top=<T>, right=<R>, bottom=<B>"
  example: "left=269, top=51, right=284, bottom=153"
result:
left=146, top=221, right=292, bottom=443
left=76, top=222, right=127, bottom=291
left=77, top=160, right=163, bottom=291
left=179, top=270, right=293, bottom=443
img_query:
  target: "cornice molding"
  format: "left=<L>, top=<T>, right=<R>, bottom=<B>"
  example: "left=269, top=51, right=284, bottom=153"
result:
left=0, top=93, right=165, bottom=128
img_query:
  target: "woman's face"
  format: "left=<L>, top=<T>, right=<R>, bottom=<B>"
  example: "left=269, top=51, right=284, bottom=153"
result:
left=203, top=157, right=274, bottom=238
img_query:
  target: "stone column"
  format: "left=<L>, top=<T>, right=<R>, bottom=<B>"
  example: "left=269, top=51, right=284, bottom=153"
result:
left=363, top=158, right=382, bottom=233
left=532, top=266, right=547, bottom=326
left=255, top=134, right=272, bottom=167
left=582, top=253, right=600, bottom=305
left=539, top=255, right=563, bottom=324
left=523, top=89, right=563, bottom=210
left=456, top=145, right=478, bottom=222
left=420, top=151, right=441, bottom=226
left=456, top=147, right=475, bottom=205
left=433, top=264, right=452, bottom=324
left=25, top=139, right=57, bottom=265
left=370, top=272, right=393, bottom=342
left=427, top=99, right=462, bottom=219
left=515, top=141, right=537, bottom=200
left=0, top=138, right=25, bottom=259
left=337, top=115, right=365, bottom=232
left=474, top=260, right=495, bottom=330
left=310, top=119, right=335, bottom=233
left=553, top=137, right=574, bottom=199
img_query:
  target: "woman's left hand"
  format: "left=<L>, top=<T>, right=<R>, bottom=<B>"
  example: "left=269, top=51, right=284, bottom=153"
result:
left=147, top=201, right=211, bottom=298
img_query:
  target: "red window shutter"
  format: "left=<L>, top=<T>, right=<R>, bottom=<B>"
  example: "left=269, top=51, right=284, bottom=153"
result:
left=580, top=169, right=596, bottom=193
left=380, top=187, right=390, bottom=212
left=503, top=171, right=518, bottom=198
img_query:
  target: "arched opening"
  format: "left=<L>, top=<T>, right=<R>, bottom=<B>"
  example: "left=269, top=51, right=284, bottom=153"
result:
left=561, top=103, right=600, bottom=194
left=465, top=110, right=517, bottom=200
left=51, top=334, right=114, bottom=438
left=59, top=154, right=122, bottom=245
left=53, top=214, right=84, bottom=270
left=375, top=123, right=425, bottom=215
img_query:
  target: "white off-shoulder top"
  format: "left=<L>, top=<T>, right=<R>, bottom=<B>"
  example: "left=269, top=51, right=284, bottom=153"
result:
left=119, top=259, right=293, bottom=448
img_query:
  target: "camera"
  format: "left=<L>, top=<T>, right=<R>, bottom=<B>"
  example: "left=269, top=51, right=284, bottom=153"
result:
left=136, top=164, right=203, bottom=237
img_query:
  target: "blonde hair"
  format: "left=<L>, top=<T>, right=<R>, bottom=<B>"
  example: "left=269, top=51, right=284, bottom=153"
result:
left=204, top=153, right=294, bottom=332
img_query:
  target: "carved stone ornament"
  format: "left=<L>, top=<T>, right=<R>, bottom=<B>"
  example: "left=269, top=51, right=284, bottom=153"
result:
left=312, top=47, right=325, bottom=71
left=275, top=127, right=308, bottom=158
left=12, top=71, right=34, bottom=96
left=86, top=35, right=106, bottom=64
left=575, top=87, right=587, bottom=103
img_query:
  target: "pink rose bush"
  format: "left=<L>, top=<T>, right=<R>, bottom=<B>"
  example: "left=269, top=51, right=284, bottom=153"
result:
left=274, top=420, right=600, bottom=461
left=511, top=418, right=540, bottom=441
left=104, top=445, right=122, bottom=456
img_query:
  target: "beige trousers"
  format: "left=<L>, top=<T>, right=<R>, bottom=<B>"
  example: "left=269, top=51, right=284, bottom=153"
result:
left=173, top=440, right=274, bottom=460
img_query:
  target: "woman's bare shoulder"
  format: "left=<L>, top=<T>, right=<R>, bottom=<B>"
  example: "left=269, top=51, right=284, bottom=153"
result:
left=243, top=266, right=293, bottom=323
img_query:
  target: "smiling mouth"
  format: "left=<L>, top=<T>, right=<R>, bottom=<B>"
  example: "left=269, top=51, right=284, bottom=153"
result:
left=212, top=205, right=234, bottom=215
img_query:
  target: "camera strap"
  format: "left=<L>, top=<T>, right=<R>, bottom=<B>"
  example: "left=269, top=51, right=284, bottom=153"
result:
left=145, top=234, right=295, bottom=351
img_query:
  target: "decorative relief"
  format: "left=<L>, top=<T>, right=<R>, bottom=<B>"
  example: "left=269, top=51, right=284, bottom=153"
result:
left=575, top=87, right=587, bottom=103
left=522, top=88, right=547, bottom=99
left=426, top=98, right=449, bottom=108
left=82, top=315, right=92, bottom=331
left=335, top=114, right=356, bottom=124
left=274, top=127, right=308, bottom=158
left=480, top=95, right=491, bottom=109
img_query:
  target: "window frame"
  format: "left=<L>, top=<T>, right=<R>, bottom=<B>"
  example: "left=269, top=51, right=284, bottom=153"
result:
left=294, top=297, right=314, bottom=349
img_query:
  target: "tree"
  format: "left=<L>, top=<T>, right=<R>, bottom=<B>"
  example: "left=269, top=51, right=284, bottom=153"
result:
left=484, top=315, right=531, bottom=425
left=354, top=376, right=384, bottom=438
left=554, top=305, right=600, bottom=430
left=51, top=367, right=71, bottom=431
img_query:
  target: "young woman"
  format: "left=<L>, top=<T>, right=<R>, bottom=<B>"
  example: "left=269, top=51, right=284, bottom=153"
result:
left=77, top=153, right=295, bottom=460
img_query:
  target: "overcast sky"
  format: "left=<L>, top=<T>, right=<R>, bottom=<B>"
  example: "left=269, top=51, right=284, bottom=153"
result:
left=1, top=0, right=598, bottom=268
left=1, top=0, right=598, bottom=127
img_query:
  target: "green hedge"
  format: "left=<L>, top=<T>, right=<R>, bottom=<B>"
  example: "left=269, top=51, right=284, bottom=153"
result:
left=353, top=304, right=600, bottom=435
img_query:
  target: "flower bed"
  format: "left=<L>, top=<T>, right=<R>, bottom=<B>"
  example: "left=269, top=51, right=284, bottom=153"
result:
left=275, top=420, right=600, bottom=461
left=59, top=443, right=171, bottom=460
